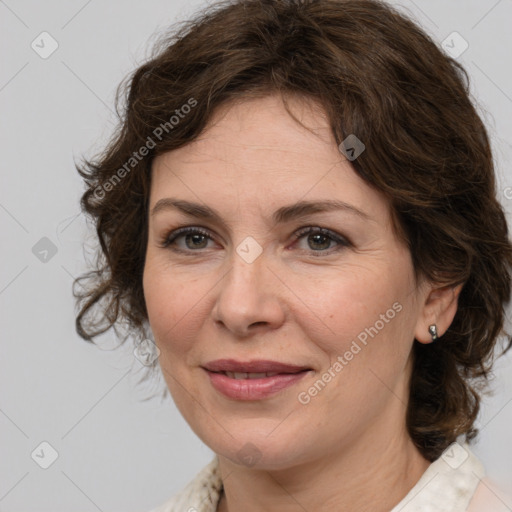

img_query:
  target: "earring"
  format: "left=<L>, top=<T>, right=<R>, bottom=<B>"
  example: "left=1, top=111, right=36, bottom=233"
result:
left=428, top=324, right=438, bottom=342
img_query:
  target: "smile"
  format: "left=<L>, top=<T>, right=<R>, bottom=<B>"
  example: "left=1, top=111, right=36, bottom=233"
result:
left=203, top=368, right=311, bottom=400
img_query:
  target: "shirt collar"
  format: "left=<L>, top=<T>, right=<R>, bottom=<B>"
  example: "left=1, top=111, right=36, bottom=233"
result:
left=168, top=442, right=484, bottom=512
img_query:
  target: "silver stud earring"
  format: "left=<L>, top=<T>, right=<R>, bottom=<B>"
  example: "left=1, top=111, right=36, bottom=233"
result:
left=428, top=324, right=438, bottom=342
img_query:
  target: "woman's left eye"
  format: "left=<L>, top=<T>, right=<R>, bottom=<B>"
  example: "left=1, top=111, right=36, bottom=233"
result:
left=160, top=226, right=350, bottom=255
left=292, top=227, right=350, bottom=255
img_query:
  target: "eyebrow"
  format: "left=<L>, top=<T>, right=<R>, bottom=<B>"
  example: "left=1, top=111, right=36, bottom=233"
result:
left=150, top=198, right=371, bottom=226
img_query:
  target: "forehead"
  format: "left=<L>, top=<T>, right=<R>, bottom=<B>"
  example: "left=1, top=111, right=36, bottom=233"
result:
left=196, top=94, right=334, bottom=150
left=154, top=95, right=337, bottom=174
left=150, top=94, right=390, bottom=224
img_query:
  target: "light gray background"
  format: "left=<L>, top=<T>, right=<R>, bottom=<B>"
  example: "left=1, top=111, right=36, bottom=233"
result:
left=1, top=0, right=511, bottom=511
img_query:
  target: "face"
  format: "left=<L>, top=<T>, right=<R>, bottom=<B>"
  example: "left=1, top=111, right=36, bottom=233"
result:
left=143, top=94, right=430, bottom=470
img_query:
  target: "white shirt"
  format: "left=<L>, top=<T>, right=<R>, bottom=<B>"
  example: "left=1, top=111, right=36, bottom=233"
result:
left=147, top=443, right=511, bottom=512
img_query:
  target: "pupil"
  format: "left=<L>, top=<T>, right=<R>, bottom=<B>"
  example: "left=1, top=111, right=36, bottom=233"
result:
left=309, top=234, right=330, bottom=250
left=187, top=234, right=207, bottom=249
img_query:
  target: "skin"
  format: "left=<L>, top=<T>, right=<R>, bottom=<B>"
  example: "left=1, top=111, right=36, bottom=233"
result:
left=143, top=94, right=462, bottom=512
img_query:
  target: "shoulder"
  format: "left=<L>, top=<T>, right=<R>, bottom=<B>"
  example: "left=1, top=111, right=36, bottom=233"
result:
left=391, top=442, right=508, bottom=512
left=145, top=456, right=223, bottom=512
left=467, top=477, right=512, bottom=512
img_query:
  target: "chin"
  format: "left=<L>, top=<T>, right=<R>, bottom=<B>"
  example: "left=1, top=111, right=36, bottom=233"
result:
left=205, top=427, right=314, bottom=471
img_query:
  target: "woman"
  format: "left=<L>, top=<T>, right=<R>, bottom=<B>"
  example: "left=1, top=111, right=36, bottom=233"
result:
left=74, top=0, right=512, bottom=510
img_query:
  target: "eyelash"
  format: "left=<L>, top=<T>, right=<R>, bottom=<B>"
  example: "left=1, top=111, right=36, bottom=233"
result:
left=159, top=226, right=351, bottom=256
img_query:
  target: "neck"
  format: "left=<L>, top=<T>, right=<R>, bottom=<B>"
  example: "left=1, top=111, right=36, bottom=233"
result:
left=216, top=431, right=430, bottom=512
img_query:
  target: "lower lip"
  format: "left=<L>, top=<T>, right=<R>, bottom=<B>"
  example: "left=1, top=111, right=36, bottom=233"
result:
left=204, top=369, right=310, bottom=400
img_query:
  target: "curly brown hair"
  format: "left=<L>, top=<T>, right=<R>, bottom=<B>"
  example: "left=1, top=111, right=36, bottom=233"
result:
left=74, top=0, right=512, bottom=462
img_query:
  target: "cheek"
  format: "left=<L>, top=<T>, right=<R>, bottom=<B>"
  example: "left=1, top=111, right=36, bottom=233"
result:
left=143, top=257, right=230, bottom=367
left=143, top=260, right=202, bottom=352
left=293, top=263, right=406, bottom=342
left=292, top=273, right=415, bottom=427
left=291, top=261, right=417, bottom=396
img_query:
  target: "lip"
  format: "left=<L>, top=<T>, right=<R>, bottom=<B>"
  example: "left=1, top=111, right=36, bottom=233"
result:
left=202, top=359, right=312, bottom=400
left=202, top=359, right=310, bottom=373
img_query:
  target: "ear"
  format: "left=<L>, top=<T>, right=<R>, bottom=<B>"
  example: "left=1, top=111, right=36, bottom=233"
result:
left=414, top=282, right=463, bottom=344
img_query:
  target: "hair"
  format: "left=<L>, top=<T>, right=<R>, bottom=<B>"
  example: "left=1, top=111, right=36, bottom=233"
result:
left=74, top=0, right=512, bottom=462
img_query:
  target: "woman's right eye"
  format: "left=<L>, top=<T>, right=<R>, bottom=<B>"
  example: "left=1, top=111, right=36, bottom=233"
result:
left=160, top=227, right=217, bottom=252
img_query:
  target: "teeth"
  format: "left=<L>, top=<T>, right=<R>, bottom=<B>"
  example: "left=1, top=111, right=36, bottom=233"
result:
left=225, top=371, right=280, bottom=379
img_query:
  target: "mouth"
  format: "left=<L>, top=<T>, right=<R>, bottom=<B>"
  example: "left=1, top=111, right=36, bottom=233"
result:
left=202, top=358, right=312, bottom=374
left=202, top=359, right=313, bottom=400
left=218, top=371, right=297, bottom=379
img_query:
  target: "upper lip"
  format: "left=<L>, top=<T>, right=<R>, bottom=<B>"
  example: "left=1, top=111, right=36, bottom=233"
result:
left=202, top=359, right=311, bottom=373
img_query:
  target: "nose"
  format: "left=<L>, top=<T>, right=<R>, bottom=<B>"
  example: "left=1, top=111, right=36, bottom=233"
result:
left=211, top=249, right=286, bottom=338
